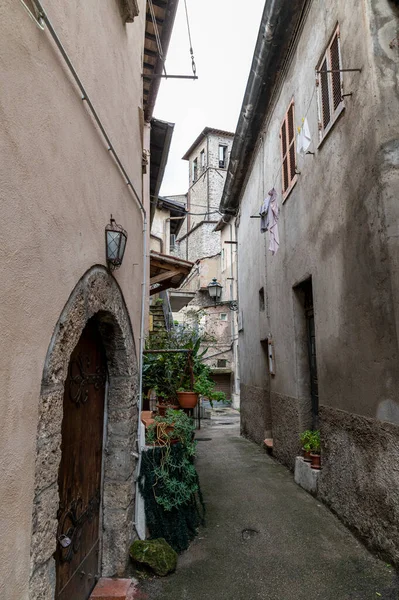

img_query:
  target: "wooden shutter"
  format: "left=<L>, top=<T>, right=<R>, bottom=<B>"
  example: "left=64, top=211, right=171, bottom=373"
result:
left=280, top=100, right=296, bottom=196
left=317, top=26, right=344, bottom=140
left=320, top=59, right=331, bottom=130
left=330, top=32, right=342, bottom=111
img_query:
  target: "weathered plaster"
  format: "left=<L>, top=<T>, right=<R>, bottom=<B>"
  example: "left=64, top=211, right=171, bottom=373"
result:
left=0, top=1, right=147, bottom=597
left=236, top=0, right=399, bottom=564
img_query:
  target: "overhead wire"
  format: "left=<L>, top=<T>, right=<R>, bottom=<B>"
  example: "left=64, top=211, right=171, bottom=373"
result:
left=183, top=0, right=197, bottom=77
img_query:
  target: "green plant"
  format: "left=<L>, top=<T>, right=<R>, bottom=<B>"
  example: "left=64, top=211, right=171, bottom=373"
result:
left=300, top=430, right=314, bottom=452
left=145, top=409, right=198, bottom=511
left=310, top=430, right=321, bottom=454
left=143, top=324, right=227, bottom=406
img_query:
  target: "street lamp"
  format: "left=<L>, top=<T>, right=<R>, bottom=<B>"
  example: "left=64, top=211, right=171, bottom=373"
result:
left=105, top=215, right=128, bottom=271
left=207, top=278, right=238, bottom=311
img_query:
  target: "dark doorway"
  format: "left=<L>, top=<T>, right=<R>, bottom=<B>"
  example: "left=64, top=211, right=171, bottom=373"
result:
left=302, top=279, right=319, bottom=427
left=55, top=318, right=107, bottom=600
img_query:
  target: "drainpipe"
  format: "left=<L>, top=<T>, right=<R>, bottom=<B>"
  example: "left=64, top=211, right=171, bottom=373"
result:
left=30, top=0, right=148, bottom=538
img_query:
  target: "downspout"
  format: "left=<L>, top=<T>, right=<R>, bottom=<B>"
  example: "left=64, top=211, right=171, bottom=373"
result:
left=30, top=0, right=148, bottom=537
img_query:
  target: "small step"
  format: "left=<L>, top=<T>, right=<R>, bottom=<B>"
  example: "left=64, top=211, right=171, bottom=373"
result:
left=90, top=578, right=137, bottom=600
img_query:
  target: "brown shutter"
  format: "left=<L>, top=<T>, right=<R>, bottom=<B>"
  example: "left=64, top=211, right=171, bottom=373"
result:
left=330, top=33, right=342, bottom=111
left=320, top=59, right=331, bottom=129
left=287, top=104, right=296, bottom=183
left=281, top=120, right=289, bottom=192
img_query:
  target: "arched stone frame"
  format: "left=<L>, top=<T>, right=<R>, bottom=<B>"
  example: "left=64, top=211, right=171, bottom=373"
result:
left=29, top=266, right=139, bottom=600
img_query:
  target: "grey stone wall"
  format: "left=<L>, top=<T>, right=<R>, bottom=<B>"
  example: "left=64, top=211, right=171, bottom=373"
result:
left=318, top=406, right=399, bottom=565
left=30, top=267, right=138, bottom=600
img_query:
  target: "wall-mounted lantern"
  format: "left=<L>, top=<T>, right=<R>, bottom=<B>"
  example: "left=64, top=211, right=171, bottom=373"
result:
left=207, top=278, right=238, bottom=311
left=105, top=215, right=127, bottom=271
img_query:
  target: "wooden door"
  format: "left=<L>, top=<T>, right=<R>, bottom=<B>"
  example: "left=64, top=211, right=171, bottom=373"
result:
left=55, top=318, right=107, bottom=600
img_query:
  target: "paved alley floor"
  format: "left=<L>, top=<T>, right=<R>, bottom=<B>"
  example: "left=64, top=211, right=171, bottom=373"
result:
left=138, top=412, right=398, bottom=600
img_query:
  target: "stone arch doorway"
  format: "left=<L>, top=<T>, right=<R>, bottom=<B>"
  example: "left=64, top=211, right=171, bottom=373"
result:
left=29, top=266, right=138, bottom=600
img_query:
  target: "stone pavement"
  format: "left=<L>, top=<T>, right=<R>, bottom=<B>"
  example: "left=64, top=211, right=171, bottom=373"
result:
left=137, top=409, right=399, bottom=600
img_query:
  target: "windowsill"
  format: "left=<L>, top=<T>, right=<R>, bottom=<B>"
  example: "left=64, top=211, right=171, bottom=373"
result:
left=282, top=174, right=298, bottom=204
left=317, top=103, right=345, bottom=150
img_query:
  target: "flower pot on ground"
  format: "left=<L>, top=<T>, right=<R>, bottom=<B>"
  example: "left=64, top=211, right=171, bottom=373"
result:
left=309, top=430, right=321, bottom=470
left=177, top=391, right=199, bottom=409
left=310, top=453, right=321, bottom=470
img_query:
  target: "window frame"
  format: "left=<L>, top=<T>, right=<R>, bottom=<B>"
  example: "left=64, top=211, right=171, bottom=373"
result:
left=220, top=313, right=228, bottom=322
left=192, top=157, right=198, bottom=182
left=218, top=145, right=227, bottom=169
left=316, top=25, right=345, bottom=145
left=280, top=98, right=297, bottom=202
left=200, top=149, right=206, bottom=172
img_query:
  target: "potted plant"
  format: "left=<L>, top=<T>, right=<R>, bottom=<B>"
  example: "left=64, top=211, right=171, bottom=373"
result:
left=299, top=430, right=313, bottom=462
left=310, top=430, right=321, bottom=470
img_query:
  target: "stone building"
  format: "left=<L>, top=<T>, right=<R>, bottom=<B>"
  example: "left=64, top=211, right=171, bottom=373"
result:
left=0, top=1, right=178, bottom=599
left=174, top=127, right=234, bottom=263
left=219, top=0, right=399, bottom=565
left=165, top=128, right=240, bottom=404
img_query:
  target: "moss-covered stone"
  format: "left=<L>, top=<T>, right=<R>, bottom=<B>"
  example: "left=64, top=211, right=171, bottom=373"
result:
left=130, top=538, right=177, bottom=576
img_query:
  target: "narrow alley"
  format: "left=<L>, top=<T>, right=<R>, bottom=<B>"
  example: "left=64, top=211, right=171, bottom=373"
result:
left=138, top=412, right=398, bottom=600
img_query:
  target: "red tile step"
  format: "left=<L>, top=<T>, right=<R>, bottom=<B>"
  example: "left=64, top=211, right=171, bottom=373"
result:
left=90, top=578, right=138, bottom=600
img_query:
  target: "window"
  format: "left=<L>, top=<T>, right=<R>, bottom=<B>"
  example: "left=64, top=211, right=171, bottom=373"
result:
left=217, top=359, right=227, bottom=368
left=170, top=234, right=176, bottom=250
left=316, top=26, right=344, bottom=142
left=200, top=149, right=206, bottom=171
left=219, top=145, right=227, bottom=169
left=280, top=99, right=297, bottom=199
left=220, top=313, right=228, bottom=321
left=192, top=158, right=198, bottom=182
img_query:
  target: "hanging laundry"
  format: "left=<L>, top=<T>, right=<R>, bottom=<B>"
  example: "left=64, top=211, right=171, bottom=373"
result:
left=259, top=188, right=280, bottom=255
left=268, top=188, right=279, bottom=255
left=260, top=195, right=271, bottom=233
left=297, top=117, right=312, bottom=155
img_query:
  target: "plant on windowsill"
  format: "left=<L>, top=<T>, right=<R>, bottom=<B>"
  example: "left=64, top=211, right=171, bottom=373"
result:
left=310, top=430, right=321, bottom=470
left=300, top=430, right=314, bottom=463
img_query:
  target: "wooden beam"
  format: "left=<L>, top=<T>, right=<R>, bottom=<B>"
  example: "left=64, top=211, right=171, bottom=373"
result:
left=150, top=269, right=180, bottom=286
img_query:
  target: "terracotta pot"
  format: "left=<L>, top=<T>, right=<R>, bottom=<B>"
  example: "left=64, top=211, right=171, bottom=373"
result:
left=302, top=448, right=312, bottom=463
left=310, top=453, right=321, bottom=470
left=177, top=391, right=199, bottom=409
left=156, top=403, right=179, bottom=416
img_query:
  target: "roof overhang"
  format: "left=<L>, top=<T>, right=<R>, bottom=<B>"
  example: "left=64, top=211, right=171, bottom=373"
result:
left=150, top=119, right=174, bottom=222
left=219, top=0, right=309, bottom=215
left=143, top=0, right=179, bottom=122
left=150, top=251, right=193, bottom=296
left=156, top=196, right=186, bottom=236
left=182, top=127, right=235, bottom=160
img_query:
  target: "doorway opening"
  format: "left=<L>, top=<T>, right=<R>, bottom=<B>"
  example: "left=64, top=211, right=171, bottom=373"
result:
left=293, top=278, right=319, bottom=429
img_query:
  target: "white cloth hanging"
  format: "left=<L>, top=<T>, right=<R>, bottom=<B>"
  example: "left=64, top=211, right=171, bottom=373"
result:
left=259, top=188, right=279, bottom=255
left=268, top=188, right=279, bottom=255
left=297, top=117, right=312, bottom=155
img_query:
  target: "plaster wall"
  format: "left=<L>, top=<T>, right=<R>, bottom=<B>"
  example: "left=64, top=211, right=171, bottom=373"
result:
left=237, top=0, right=399, bottom=561
left=0, top=1, right=147, bottom=598
left=152, top=206, right=171, bottom=254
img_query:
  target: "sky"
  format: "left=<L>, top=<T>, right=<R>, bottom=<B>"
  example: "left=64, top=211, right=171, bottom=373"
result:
left=155, top=0, right=265, bottom=197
